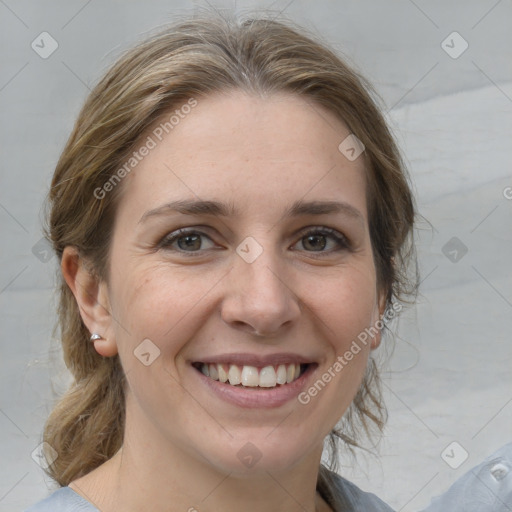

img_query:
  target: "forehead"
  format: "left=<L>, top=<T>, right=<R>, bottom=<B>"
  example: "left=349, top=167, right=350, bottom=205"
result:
left=116, top=90, right=368, bottom=222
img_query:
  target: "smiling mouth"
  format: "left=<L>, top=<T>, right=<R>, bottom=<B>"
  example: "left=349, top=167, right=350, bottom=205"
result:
left=192, top=362, right=311, bottom=389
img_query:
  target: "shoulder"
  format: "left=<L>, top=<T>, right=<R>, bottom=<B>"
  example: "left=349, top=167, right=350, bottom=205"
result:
left=318, top=466, right=395, bottom=512
left=420, top=442, right=512, bottom=512
left=23, top=486, right=99, bottom=512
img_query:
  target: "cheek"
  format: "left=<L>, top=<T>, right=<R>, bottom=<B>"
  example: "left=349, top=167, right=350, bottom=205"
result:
left=309, top=263, right=379, bottom=346
left=298, top=268, right=378, bottom=426
left=110, top=262, right=218, bottom=351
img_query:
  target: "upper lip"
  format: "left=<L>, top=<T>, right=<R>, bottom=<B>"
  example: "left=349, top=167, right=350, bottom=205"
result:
left=191, top=352, right=316, bottom=367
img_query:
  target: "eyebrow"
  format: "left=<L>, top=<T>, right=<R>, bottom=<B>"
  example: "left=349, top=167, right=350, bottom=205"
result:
left=139, top=198, right=364, bottom=224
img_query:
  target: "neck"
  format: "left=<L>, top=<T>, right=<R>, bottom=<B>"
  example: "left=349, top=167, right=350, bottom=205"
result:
left=77, top=395, right=330, bottom=512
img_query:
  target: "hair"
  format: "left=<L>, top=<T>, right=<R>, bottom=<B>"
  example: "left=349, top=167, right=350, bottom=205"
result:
left=41, top=7, right=418, bottom=501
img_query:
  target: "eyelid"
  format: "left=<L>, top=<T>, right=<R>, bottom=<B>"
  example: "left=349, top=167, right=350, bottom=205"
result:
left=294, top=225, right=351, bottom=249
left=157, top=227, right=217, bottom=253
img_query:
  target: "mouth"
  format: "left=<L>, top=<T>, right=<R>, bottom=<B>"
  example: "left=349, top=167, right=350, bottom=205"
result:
left=191, top=361, right=311, bottom=389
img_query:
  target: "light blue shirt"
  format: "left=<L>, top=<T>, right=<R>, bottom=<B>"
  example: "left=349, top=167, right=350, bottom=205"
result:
left=23, top=486, right=99, bottom=511
left=23, top=471, right=393, bottom=512
left=24, top=442, right=512, bottom=511
left=421, top=442, right=512, bottom=512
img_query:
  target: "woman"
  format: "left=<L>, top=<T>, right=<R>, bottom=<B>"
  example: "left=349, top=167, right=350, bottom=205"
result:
left=25, top=10, right=418, bottom=512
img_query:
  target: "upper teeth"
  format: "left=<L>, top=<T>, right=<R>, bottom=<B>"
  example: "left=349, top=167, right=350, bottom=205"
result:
left=199, top=363, right=302, bottom=388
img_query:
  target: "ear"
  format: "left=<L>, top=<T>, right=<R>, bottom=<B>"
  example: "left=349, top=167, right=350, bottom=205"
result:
left=370, top=291, right=388, bottom=351
left=61, top=246, right=118, bottom=357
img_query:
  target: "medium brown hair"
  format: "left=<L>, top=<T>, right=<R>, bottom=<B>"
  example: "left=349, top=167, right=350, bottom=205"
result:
left=42, top=8, right=417, bottom=490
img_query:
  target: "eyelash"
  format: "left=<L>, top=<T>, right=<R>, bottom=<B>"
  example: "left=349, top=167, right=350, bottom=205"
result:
left=158, top=226, right=351, bottom=257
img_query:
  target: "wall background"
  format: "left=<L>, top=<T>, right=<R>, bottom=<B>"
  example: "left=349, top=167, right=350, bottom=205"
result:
left=1, top=1, right=511, bottom=510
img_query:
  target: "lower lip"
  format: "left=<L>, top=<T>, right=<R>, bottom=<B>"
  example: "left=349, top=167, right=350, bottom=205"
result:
left=192, top=364, right=318, bottom=408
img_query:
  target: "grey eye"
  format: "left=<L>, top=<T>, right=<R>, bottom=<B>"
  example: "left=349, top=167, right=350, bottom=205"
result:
left=302, top=233, right=328, bottom=251
left=160, top=229, right=216, bottom=253
left=177, top=233, right=202, bottom=251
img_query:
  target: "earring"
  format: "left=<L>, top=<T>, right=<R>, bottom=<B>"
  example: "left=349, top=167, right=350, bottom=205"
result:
left=90, top=333, right=103, bottom=342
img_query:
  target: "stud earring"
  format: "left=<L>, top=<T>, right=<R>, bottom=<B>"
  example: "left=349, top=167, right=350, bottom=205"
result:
left=90, top=333, right=103, bottom=342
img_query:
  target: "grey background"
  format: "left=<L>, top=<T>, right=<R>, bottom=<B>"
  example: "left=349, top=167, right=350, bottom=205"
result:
left=1, top=1, right=511, bottom=511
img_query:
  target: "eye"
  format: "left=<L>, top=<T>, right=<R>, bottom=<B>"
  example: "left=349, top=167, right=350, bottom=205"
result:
left=293, top=227, right=351, bottom=253
left=158, top=226, right=351, bottom=256
left=159, top=228, right=216, bottom=253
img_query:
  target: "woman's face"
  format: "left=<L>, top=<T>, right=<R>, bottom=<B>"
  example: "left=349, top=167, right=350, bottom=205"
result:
left=98, top=90, right=385, bottom=475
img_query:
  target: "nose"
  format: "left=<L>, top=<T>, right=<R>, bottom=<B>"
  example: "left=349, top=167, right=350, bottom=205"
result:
left=220, top=241, right=301, bottom=338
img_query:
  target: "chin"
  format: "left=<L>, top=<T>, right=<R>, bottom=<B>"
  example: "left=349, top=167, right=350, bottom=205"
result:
left=196, top=432, right=320, bottom=477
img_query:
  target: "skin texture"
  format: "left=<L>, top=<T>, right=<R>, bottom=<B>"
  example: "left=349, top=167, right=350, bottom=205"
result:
left=62, top=90, right=386, bottom=512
